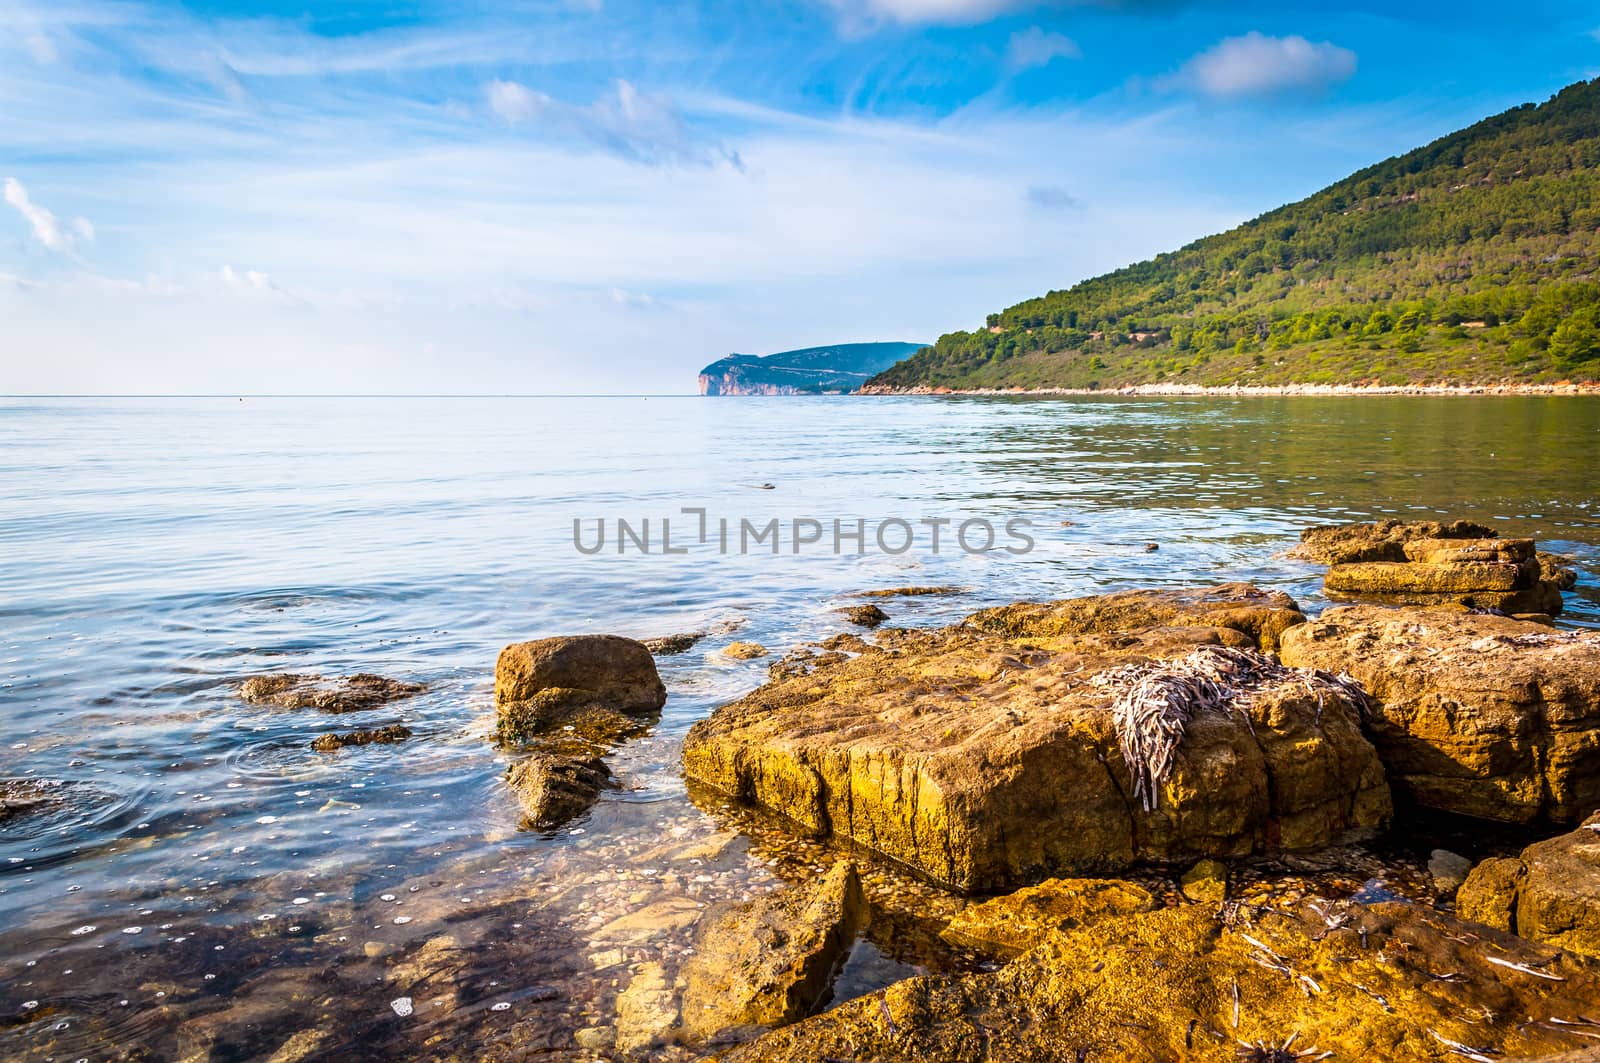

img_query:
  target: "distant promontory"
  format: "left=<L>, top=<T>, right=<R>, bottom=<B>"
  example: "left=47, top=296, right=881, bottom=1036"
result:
left=698, top=342, right=925, bottom=396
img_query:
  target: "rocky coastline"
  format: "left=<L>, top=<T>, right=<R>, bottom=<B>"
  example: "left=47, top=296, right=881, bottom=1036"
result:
left=9, top=520, right=1598, bottom=1062
left=861, top=381, right=1600, bottom=397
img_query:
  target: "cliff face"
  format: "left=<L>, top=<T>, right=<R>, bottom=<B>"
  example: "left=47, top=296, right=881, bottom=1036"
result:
left=698, top=342, right=924, bottom=395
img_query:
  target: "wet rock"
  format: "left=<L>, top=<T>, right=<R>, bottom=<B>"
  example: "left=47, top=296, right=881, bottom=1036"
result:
left=1181, top=858, right=1229, bottom=904
left=1279, top=606, right=1600, bottom=824
left=964, top=582, right=1307, bottom=652
left=1428, top=848, right=1474, bottom=895
left=310, top=724, right=412, bottom=752
left=1541, top=554, right=1581, bottom=590
left=838, top=604, right=890, bottom=628
left=1290, top=518, right=1498, bottom=564
left=680, top=861, right=866, bottom=1043
left=1326, top=558, right=1538, bottom=594
left=506, top=753, right=613, bottom=830
left=722, top=900, right=1600, bottom=1063
left=939, top=877, right=1155, bottom=957
left=1458, top=857, right=1526, bottom=932
left=237, top=673, right=425, bottom=713
left=684, top=602, right=1389, bottom=892
left=722, top=641, right=768, bottom=660
left=496, top=695, right=650, bottom=750
left=1457, top=812, right=1600, bottom=959
left=643, top=632, right=706, bottom=656
left=0, top=778, right=61, bottom=824
left=495, top=634, right=665, bottom=715
left=573, top=1026, right=615, bottom=1051
left=1294, top=521, right=1569, bottom=616
left=615, top=961, right=678, bottom=1056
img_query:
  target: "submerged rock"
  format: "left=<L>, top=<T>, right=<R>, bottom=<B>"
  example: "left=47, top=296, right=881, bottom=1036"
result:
left=505, top=753, right=613, bottom=830
left=679, top=861, right=867, bottom=1043
left=723, top=900, right=1600, bottom=1063
left=964, top=582, right=1307, bottom=651
left=1457, top=812, right=1600, bottom=959
left=615, top=961, right=678, bottom=1056
left=237, top=673, right=425, bottom=713
left=684, top=595, right=1389, bottom=892
left=838, top=604, right=890, bottom=628
left=939, top=877, right=1155, bottom=957
left=1279, top=606, right=1600, bottom=824
left=310, top=724, right=412, bottom=752
left=1180, top=858, right=1229, bottom=904
left=0, top=778, right=61, bottom=824
left=1428, top=848, right=1474, bottom=895
left=642, top=632, right=706, bottom=656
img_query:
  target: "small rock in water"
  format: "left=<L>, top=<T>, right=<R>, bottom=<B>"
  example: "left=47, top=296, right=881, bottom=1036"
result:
left=1144, top=542, right=1160, bottom=552
left=722, top=641, right=768, bottom=660
left=1428, top=849, right=1473, bottom=895
left=311, top=724, right=412, bottom=753
left=838, top=604, right=890, bottom=629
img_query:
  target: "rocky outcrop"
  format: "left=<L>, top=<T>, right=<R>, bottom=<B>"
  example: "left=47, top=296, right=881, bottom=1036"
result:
left=678, top=861, right=867, bottom=1043
left=838, top=604, right=889, bottom=628
left=964, top=583, right=1307, bottom=651
left=495, top=635, right=665, bottom=716
left=237, top=673, right=425, bottom=713
left=1458, top=812, right=1600, bottom=959
left=722, top=641, right=768, bottom=660
left=684, top=593, right=1389, bottom=892
left=939, top=877, right=1155, bottom=957
left=493, top=635, right=664, bottom=828
left=1279, top=606, right=1600, bottom=824
left=1292, top=520, right=1574, bottom=616
left=506, top=753, right=613, bottom=830
left=1291, top=518, right=1498, bottom=564
left=642, top=632, right=706, bottom=656
left=310, top=724, right=412, bottom=752
left=698, top=342, right=924, bottom=396
left=723, top=900, right=1600, bottom=1063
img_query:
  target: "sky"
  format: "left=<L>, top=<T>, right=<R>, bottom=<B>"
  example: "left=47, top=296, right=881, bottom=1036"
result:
left=2, top=0, right=1598, bottom=394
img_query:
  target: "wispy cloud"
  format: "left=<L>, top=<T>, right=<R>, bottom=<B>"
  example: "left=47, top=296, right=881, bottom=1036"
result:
left=486, top=79, right=743, bottom=168
left=1162, top=32, right=1357, bottom=99
left=1006, top=27, right=1080, bottom=70
left=1026, top=184, right=1081, bottom=209
left=3, top=177, right=92, bottom=254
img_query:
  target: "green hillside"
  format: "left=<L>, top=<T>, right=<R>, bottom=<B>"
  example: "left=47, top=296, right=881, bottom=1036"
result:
left=870, top=79, right=1600, bottom=391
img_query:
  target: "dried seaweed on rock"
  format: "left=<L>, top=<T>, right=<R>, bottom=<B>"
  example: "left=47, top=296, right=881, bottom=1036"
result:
left=1091, top=646, right=1372, bottom=812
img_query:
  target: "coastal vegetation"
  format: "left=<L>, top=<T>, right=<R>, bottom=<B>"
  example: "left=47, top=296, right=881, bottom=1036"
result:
left=870, top=78, right=1600, bottom=391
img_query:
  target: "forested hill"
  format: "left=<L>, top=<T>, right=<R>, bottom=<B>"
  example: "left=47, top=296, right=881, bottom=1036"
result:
left=869, top=78, right=1600, bottom=391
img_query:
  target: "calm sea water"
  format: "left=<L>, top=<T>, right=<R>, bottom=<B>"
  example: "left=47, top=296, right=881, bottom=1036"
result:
left=1, top=395, right=1597, bottom=1060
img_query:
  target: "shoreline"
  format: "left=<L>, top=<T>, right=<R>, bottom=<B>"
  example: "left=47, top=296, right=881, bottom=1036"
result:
left=860, top=381, right=1600, bottom=397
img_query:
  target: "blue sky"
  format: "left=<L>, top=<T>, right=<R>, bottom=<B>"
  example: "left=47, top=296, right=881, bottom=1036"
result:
left=2, top=0, right=1598, bottom=394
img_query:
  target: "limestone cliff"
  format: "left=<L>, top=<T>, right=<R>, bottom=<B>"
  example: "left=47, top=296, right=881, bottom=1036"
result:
left=698, top=341, right=923, bottom=395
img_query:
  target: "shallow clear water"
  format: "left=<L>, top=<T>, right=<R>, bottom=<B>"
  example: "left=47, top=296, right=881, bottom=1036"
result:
left=1, top=395, right=1597, bottom=1059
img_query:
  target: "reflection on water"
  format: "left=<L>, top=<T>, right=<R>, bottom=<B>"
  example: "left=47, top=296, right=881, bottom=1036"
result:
left=0, top=395, right=1597, bottom=1059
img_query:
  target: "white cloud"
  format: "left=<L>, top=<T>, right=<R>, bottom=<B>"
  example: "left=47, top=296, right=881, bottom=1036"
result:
left=486, top=79, right=742, bottom=168
left=1165, top=32, right=1356, bottom=99
left=4, top=176, right=92, bottom=253
left=825, top=0, right=1038, bottom=31
left=1006, top=27, right=1080, bottom=70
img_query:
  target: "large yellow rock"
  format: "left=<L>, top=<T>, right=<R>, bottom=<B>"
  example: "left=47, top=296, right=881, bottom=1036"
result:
left=1325, top=559, right=1535, bottom=593
left=940, top=878, right=1155, bottom=956
left=1290, top=518, right=1497, bottom=564
left=1279, top=606, right=1600, bottom=824
left=723, top=900, right=1600, bottom=1063
left=1402, top=537, right=1535, bottom=564
left=684, top=593, right=1389, bottom=892
left=1459, top=813, right=1600, bottom=959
